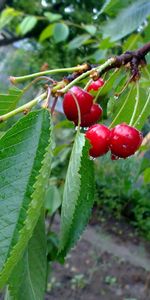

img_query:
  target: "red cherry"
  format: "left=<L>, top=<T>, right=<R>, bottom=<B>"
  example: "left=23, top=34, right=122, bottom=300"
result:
left=87, top=78, right=104, bottom=92
left=85, top=124, right=111, bottom=158
left=110, top=124, right=143, bottom=158
left=63, top=86, right=93, bottom=121
left=74, top=103, right=103, bottom=127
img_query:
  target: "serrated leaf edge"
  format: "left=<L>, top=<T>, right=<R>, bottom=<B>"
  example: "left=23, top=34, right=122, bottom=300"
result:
left=58, top=133, right=86, bottom=254
left=0, top=113, right=52, bottom=289
left=65, top=140, right=95, bottom=248
left=8, top=209, right=46, bottom=300
left=58, top=137, right=94, bottom=257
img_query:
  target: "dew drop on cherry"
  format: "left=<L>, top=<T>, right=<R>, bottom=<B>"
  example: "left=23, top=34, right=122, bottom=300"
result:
left=89, top=156, right=96, bottom=161
left=111, top=153, right=119, bottom=160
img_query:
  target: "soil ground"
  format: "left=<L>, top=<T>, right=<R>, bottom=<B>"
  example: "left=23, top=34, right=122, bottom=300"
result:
left=46, top=217, right=150, bottom=300
left=1, top=216, right=149, bottom=300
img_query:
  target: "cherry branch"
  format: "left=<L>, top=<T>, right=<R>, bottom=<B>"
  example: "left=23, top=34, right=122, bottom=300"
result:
left=59, top=58, right=115, bottom=94
left=0, top=92, right=47, bottom=122
left=10, top=65, right=89, bottom=84
left=70, top=42, right=150, bottom=83
left=2, top=41, right=149, bottom=124
left=10, top=42, right=150, bottom=93
left=59, top=42, right=150, bottom=94
left=99, top=42, right=150, bottom=79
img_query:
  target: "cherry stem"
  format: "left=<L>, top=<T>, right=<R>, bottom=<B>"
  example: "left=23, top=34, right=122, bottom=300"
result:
left=60, top=58, right=115, bottom=94
left=115, top=75, right=133, bottom=98
left=10, top=42, right=150, bottom=91
left=51, top=97, right=58, bottom=115
left=0, top=92, right=47, bottom=123
left=133, top=88, right=150, bottom=128
left=69, top=91, right=81, bottom=131
left=10, top=65, right=87, bottom=84
left=44, top=86, right=52, bottom=109
left=3, top=42, right=150, bottom=125
left=109, top=85, right=134, bottom=129
left=94, top=69, right=119, bottom=102
left=144, top=66, right=150, bottom=80
left=23, top=76, right=56, bottom=93
left=84, top=79, right=92, bottom=90
left=129, top=81, right=140, bottom=126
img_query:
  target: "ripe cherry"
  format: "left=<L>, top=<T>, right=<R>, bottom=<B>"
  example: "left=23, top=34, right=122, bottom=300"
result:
left=73, top=103, right=103, bottom=127
left=63, top=86, right=93, bottom=121
left=110, top=123, right=143, bottom=159
left=85, top=124, right=111, bottom=158
left=87, top=78, right=104, bottom=92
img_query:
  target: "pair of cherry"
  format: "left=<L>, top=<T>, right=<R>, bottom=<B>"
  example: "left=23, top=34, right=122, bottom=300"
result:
left=63, top=79, right=143, bottom=159
left=63, top=79, right=104, bottom=127
left=85, top=123, right=143, bottom=159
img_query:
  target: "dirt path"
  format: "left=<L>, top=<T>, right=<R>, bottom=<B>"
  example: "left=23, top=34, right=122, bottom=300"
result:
left=84, top=226, right=150, bottom=271
left=47, top=224, right=150, bottom=300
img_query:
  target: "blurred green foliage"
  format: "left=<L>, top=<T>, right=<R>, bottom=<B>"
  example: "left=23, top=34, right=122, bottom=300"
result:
left=1, top=0, right=150, bottom=75
left=95, top=154, right=150, bottom=239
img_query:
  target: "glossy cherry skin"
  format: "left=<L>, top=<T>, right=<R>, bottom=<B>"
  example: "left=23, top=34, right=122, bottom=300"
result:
left=85, top=124, right=111, bottom=158
left=63, top=86, right=93, bottom=121
left=73, top=103, right=103, bottom=127
left=87, top=78, right=104, bottom=92
left=110, top=124, right=143, bottom=158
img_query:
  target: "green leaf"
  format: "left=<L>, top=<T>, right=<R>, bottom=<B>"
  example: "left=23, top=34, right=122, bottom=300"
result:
left=53, top=144, right=69, bottom=156
left=90, top=49, right=107, bottom=62
left=44, top=12, right=62, bottom=22
left=58, top=133, right=95, bottom=258
left=8, top=87, right=23, bottom=96
left=98, top=37, right=116, bottom=50
left=45, top=186, right=61, bottom=215
left=98, top=69, right=121, bottom=97
left=139, top=158, right=150, bottom=174
left=140, top=67, right=150, bottom=88
left=68, top=34, right=90, bottom=50
left=109, top=84, right=150, bottom=130
left=47, top=232, right=59, bottom=262
left=39, top=24, right=55, bottom=42
left=59, top=133, right=85, bottom=255
left=144, top=167, right=150, bottom=183
left=102, top=0, right=150, bottom=41
left=98, top=0, right=112, bottom=15
left=82, top=25, right=96, bottom=35
left=55, top=119, right=74, bottom=129
left=17, top=16, right=38, bottom=36
left=143, top=21, right=150, bottom=43
left=0, top=90, right=22, bottom=115
left=133, top=88, right=150, bottom=130
left=109, top=85, right=135, bottom=127
left=98, top=0, right=131, bottom=17
left=0, top=132, right=5, bottom=139
left=122, top=34, right=143, bottom=52
left=0, top=109, right=51, bottom=288
left=53, top=23, right=69, bottom=43
left=8, top=211, right=47, bottom=300
left=0, top=7, right=22, bottom=30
